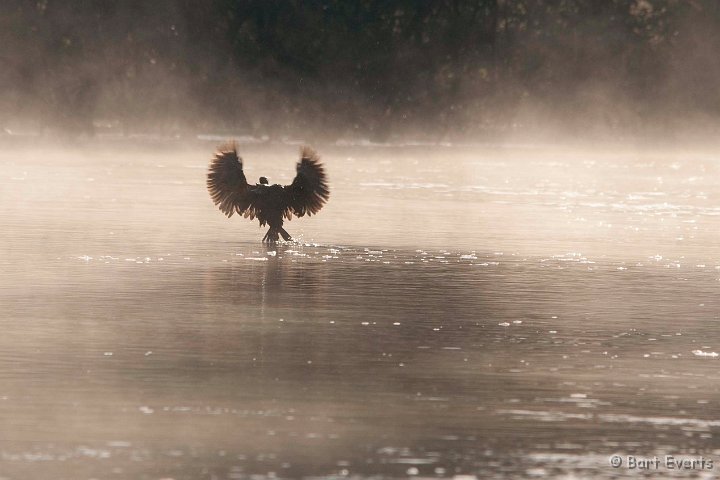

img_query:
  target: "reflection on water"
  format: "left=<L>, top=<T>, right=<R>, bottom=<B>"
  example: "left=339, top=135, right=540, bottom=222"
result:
left=2, top=140, right=720, bottom=479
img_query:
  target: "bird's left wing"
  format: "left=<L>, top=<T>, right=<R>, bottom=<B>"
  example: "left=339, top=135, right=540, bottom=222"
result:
left=283, top=146, right=330, bottom=219
left=207, top=142, right=259, bottom=218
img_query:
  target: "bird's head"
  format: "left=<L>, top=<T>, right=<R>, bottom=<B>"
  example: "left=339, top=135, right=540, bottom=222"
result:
left=259, top=176, right=269, bottom=185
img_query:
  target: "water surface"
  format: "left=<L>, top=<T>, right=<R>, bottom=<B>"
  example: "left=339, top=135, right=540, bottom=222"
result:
left=2, top=139, right=720, bottom=479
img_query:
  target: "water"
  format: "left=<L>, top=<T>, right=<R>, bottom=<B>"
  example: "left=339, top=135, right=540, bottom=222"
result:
left=2, top=139, right=720, bottom=479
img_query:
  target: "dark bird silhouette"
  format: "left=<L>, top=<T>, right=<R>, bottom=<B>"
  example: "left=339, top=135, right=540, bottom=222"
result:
left=207, top=142, right=330, bottom=242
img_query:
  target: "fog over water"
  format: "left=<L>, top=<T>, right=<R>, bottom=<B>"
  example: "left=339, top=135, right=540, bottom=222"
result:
left=6, top=2, right=720, bottom=143
left=2, top=139, right=720, bottom=479
left=5, top=1, right=720, bottom=479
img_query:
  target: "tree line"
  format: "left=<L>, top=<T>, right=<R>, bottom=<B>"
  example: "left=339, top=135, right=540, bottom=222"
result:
left=0, top=0, right=718, bottom=140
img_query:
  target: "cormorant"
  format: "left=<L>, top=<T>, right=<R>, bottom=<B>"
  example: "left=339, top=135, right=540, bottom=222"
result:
left=207, top=142, right=330, bottom=242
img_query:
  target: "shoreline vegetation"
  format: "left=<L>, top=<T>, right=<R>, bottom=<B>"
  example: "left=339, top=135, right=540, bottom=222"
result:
left=2, top=1, right=720, bottom=143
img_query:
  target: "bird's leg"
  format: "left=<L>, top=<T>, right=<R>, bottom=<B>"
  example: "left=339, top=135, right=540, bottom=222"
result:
left=264, top=227, right=280, bottom=243
left=279, top=228, right=292, bottom=241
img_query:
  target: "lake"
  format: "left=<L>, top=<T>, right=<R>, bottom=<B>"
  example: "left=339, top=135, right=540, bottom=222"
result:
left=1, top=138, right=719, bottom=479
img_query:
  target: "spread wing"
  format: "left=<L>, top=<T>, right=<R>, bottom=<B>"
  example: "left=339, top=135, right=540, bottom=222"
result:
left=283, top=146, right=330, bottom=219
left=207, top=142, right=259, bottom=218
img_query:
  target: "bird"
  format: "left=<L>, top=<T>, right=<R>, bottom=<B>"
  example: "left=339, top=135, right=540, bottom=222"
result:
left=207, top=142, right=330, bottom=242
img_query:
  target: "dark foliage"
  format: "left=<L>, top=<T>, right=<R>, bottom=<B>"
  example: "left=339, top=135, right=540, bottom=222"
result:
left=1, top=1, right=718, bottom=139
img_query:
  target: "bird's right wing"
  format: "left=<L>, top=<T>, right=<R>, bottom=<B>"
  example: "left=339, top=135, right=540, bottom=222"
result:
left=282, top=146, right=330, bottom=218
left=207, top=142, right=258, bottom=218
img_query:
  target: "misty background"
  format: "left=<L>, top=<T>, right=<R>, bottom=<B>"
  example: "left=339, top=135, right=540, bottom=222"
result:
left=5, top=3, right=720, bottom=479
left=1, top=0, right=720, bottom=143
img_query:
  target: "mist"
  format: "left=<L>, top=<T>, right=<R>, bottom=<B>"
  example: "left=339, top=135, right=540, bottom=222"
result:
left=4, top=3, right=720, bottom=480
left=3, top=1, right=720, bottom=144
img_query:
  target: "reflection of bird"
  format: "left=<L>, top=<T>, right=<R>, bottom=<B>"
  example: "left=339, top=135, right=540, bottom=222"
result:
left=207, top=142, right=330, bottom=242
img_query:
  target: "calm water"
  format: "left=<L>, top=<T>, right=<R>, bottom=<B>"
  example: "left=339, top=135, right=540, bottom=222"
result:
left=2, top=139, right=720, bottom=479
